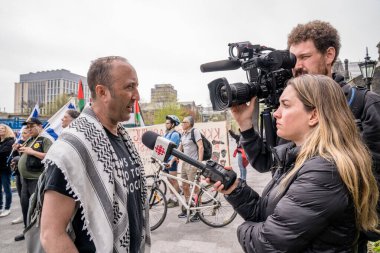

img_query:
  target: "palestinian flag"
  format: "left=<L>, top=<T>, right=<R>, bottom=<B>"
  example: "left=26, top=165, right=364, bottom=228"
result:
left=134, top=101, right=145, bottom=127
left=77, top=79, right=85, bottom=112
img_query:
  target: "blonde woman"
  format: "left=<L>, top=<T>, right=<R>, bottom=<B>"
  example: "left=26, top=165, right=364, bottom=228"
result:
left=0, top=124, right=15, bottom=217
left=212, top=75, right=379, bottom=252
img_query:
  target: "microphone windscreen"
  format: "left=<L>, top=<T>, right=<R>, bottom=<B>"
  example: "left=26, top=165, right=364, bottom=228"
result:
left=200, top=60, right=241, bottom=73
left=142, top=131, right=160, bottom=150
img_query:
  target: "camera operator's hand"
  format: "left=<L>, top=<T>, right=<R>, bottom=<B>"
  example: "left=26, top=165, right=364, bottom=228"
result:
left=231, top=97, right=257, bottom=131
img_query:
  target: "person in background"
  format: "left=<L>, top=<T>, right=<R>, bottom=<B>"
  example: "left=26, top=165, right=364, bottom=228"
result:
left=213, top=75, right=379, bottom=252
left=0, top=124, right=16, bottom=217
left=163, top=115, right=181, bottom=208
left=13, top=118, right=52, bottom=241
left=229, top=129, right=248, bottom=180
left=177, top=116, right=203, bottom=222
left=10, top=128, right=31, bottom=225
left=61, top=109, right=80, bottom=128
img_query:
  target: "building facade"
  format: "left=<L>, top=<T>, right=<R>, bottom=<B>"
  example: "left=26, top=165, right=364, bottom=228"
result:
left=14, top=69, right=90, bottom=114
left=151, top=84, right=177, bottom=106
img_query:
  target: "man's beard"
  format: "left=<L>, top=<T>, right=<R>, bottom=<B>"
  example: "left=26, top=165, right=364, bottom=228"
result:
left=293, top=60, right=329, bottom=77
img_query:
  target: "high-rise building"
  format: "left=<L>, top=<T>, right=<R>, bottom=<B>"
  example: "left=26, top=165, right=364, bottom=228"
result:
left=14, top=69, right=90, bottom=114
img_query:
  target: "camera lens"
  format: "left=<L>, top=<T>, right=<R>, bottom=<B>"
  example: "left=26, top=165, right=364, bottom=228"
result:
left=220, top=86, right=228, bottom=103
left=208, top=77, right=261, bottom=111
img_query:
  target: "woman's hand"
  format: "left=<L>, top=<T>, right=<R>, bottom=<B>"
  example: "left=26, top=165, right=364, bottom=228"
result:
left=205, top=166, right=240, bottom=195
left=211, top=179, right=239, bottom=195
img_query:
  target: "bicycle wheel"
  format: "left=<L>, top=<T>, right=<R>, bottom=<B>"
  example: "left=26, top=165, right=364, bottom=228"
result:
left=196, top=188, right=237, bottom=228
left=148, top=187, right=167, bottom=231
left=199, top=184, right=218, bottom=205
left=146, top=175, right=167, bottom=195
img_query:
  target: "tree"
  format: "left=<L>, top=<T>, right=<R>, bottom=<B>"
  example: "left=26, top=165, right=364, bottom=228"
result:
left=42, top=93, right=73, bottom=117
left=153, top=103, right=188, bottom=125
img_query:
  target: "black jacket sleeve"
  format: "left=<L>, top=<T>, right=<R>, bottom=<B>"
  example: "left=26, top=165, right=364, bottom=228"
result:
left=361, top=92, right=380, bottom=172
left=0, top=138, right=15, bottom=168
left=231, top=158, right=351, bottom=252
left=225, top=181, right=263, bottom=222
left=229, top=130, right=241, bottom=144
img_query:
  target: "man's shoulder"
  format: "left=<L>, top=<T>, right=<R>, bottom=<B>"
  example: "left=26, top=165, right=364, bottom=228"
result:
left=365, top=89, right=380, bottom=104
left=172, top=130, right=181, bottom=137
left=38, top=136, right=53, bottom=151
left=191, top=128, right=202, bottom=140
left=39, top=136, right=53, bottom=144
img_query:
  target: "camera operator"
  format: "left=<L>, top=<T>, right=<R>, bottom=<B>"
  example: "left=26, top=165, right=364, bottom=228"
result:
left=213, top=74, right=379, bottom=252
left=233, top=20, right=380, bottom=252
left=235, top=20, right=380, bottom=171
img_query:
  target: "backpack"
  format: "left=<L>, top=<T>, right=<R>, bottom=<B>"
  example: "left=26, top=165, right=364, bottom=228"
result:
left=347, top=86, right=368, bottom=131
left=166, top=130, right=182, bottom=144
left=24, top=170, right=78, bottom=253
left=190, top=128, right=212, bottom=161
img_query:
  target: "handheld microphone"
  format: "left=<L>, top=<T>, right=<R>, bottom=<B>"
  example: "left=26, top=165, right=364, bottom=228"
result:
left=200, top=59, right=241, bottom=73
left=142, top=131, right=237, bottom=189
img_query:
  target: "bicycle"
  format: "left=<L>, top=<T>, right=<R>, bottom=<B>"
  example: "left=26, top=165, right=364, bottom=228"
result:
left=147, top=158, right=237, bottom=231
left=146, top=159, right=217, bottom=204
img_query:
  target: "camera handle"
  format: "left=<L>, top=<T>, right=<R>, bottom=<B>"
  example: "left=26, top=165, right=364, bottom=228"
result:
left=259, top=106, right=277, bottom=152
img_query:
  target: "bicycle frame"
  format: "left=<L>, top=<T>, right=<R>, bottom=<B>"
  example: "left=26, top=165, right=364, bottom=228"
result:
left=155, top=166, right=218, bottom=222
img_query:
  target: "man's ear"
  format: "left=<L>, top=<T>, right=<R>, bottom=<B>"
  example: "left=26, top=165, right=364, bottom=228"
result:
left=309, top=109, right=319, bottom=127
left=325, top=46, right=336, bottom=66
left=95, top=84, right=107, bottom=99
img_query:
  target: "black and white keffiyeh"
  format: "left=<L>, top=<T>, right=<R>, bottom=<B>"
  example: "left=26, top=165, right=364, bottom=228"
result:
left=43, top=106, right=151, bottom=253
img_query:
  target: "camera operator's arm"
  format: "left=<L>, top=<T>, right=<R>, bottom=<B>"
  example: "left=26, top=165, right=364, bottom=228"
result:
left=228, top=130, right=240, bottom=144
left=361, top=95, right=380, bottom=172
left=231, top=97, right=273, bottom=173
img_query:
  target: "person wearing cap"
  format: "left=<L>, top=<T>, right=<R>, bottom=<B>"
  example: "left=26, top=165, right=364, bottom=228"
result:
left=13, top=117, right=52, bottom=241
left=163, top=115, right=181, bottom=208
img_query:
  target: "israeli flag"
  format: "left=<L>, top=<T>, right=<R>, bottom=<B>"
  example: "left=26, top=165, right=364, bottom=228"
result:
left=41, top=99, right=76, bottom=142
left=30, top=104, right=39, bottom=118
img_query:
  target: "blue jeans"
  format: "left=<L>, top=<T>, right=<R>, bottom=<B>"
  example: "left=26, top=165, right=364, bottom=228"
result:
left=237, top=153, right=247, bottom=180
left=0, top=170, right=12, bottom=210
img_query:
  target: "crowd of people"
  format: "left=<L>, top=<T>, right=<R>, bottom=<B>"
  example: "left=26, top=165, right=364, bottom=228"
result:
left=0, top=19, right=379, bottom=253
left=0, top=109, right=79, bottom=242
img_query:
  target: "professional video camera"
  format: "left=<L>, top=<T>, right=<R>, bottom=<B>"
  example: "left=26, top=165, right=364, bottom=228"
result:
left=200, top=42, right=296, bottom=111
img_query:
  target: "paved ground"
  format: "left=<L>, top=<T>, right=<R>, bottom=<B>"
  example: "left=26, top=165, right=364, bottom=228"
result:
left=150, top=165, right=271, bottom=253
left=0, top=150, right=271, bottom=253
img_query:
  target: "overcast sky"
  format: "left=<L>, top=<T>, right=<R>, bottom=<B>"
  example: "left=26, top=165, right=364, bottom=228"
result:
left=1, top=0, right=379, bottom=113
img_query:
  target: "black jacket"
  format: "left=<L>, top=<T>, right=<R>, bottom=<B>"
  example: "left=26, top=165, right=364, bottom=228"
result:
left=0, top=137, right=15, bottom=173
left=226, top=143, right=357, bottom=252
left=241, top=75, right=380, bottom=175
